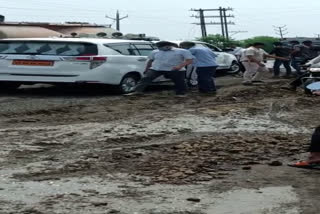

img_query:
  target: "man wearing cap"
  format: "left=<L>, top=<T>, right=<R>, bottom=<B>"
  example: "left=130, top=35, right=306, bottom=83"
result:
left=180, top=41, right=218, bottom=94
left=241, top=42, right=289, bottom=85
left=127, top=41, right=193, bottom=96
left=270, top=42, right=292, bottom=78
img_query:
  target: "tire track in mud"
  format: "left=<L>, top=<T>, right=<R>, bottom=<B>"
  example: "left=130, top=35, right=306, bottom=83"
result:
left=0, top=110, right=310, bottom=183
left=1, top=80, right=320, bottom=213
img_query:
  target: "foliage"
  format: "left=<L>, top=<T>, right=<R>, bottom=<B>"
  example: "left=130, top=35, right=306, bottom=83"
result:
left=197, top=35, right=280, bottom=53
left=198, top=34, right=242, bottom=49
left=242, top=36, right=280, bottom=53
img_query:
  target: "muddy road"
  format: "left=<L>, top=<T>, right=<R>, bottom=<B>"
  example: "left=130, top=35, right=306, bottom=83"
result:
left=0, top=76, right=320, bottom=214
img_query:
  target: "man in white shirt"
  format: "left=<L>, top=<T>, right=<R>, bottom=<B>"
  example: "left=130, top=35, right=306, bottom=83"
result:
left=241, top=42, right=289, bottom=85
left=127, top=41, right=193, bottom=96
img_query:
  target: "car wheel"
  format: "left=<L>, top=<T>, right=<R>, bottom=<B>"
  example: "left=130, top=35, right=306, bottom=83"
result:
left=304, top=79, right=318, bottom=95
left=119, top=74, right=139, bottom=94
left=227, top=61, right=241, bottom=74
left=0, top=82, right=21, bottom=91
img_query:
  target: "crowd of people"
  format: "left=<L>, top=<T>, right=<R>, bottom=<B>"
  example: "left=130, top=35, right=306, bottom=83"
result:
left=127, top=39, right=320, bottom=98
left=127, top=40, right=218, bottom=97
left=239, top=40, right=320, bottom=85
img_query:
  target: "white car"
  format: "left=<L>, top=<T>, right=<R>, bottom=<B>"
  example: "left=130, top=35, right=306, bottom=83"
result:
left=170, top=41, right=241, bottom=74
left=0, top=38, right=159, bottom=93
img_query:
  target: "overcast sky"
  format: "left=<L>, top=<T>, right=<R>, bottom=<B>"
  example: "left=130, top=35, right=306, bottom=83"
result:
left=0, top=0, right=319, bottom=40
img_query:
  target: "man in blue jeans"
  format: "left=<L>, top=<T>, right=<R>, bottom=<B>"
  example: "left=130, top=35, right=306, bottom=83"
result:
left=180, top=41, right=218, bottom=94
left=127, top=41, right=193, bottom=96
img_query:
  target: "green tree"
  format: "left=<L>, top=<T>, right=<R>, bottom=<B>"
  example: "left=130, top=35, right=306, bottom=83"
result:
left=242, top=36, right=280, bottom=53
left=198, top=34, right=242, bottom=49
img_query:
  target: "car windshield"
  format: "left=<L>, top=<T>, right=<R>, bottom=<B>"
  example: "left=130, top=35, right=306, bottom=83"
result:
left=0, top=41, right=98, bottom=56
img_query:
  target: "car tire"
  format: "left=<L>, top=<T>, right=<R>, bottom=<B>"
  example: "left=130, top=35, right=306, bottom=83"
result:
left=0, top=82, right=21, bottom=91
left=227, top=61, right=241, bottom=74
left=119, top=73, right=140, bottom=94
left=304, top=79, right=317, bottom=95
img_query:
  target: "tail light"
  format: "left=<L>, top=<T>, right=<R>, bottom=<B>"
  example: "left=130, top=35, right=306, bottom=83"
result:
left=64, top=56, right=107, bottom=69
left=90, top=56, right=107, bottom=69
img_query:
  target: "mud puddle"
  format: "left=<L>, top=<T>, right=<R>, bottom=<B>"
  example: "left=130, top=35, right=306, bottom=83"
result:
left=0, top=171, right=300, bottom=214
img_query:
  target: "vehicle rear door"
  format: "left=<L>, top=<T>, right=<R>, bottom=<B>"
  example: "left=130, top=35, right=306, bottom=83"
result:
left=0, top=41, right=100, bottom=76
left=131, top=43, right=167, bottom=82
left=104, top=42, right=158, bottom=79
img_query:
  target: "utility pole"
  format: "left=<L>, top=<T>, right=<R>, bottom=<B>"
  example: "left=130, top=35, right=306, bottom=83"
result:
left=219, top=7, right=225, bottom=38
left=223, top=8, right=229, bottom=40
left=191, top=9, right=207, bottom=37
left=273, top=25, right=288, bottom=40
left=106, top=10, right=128, bottom=31
left=191, top=7, right=235, bottom=39
left=199, top=9, right=207, bottom=37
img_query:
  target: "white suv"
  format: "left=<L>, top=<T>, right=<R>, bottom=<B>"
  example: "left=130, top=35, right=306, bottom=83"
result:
left=0, top=38, right=158, bottom=93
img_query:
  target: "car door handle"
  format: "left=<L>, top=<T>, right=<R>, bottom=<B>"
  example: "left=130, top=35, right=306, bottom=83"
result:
left=137, top=58, right=147, bottom=62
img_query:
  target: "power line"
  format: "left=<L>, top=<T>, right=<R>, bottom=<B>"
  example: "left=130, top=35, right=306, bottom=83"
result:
left=106, top=10, right=128, bottom=31
left=273, top=25, right=288, bottom=39
left=191, top=7, right=235, bottom=40
left=229, top=30, right=248, bottom=36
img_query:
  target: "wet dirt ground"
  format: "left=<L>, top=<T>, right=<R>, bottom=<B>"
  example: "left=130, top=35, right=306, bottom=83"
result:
left=0, top=74, right=320, bottom=214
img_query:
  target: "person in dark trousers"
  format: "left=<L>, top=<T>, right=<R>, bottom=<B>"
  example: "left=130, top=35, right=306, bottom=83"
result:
left=270, top=42, right=292, bottom=78
left=180, top=41, right=218, bottom=94
left=289, top=40, right=302, bottom=75
left=289, top=126, right=320, bottom=168
left=291, top=40, right=319, bottom=75
left=281, top=53, right=320, bottom=92
left=126, top=41, right=193, bottom=96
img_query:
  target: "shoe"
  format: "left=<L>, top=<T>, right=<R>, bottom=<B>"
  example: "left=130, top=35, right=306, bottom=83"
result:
left=124, top=91, right=144, bottom=96
left=288, top=161, right=320, bottom=170
left=281, top=75, right=292, bottom=79
left=252, top=80, right=264, bottom=83
left=271, top=75, right=280, bottom=79
left=242, top=82, right=253, bottom=86
left=280, top=85, right=296, bottom=91
left=176, top=94, right=187, bottom=98
left=199, top=91, right=217, bottom=96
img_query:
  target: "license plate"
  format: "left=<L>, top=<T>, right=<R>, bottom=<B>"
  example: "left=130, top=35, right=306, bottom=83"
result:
left=12, top=60, right=54, bottom=66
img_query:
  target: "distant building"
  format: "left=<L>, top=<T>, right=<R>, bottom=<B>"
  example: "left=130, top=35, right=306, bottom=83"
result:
left=0, top=16, right=159, bottom=41
left=0, top=19, right=121, bottom=39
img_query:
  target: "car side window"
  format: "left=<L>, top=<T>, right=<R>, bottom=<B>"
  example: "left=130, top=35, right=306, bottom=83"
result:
left=133, top=44, right=155, bottom=56
left=205, top=44, right=222, bottom=52
left=104, top=43, right=137, bottom=56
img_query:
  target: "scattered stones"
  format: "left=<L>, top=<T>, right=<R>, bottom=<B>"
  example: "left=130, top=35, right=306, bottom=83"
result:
left=186, top=198, right=201, bottom=203
left=268, top=161, right=283, bottom=166
left=21, top=119, right=38, bottom=122
left=108, top=209, right=121, bottom=214
left=92, top=201, right=108, bottom=207
left=242, top=166, right=252, bottom=170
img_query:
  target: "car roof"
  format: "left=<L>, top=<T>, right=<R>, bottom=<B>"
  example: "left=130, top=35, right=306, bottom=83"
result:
left=0, top=37, right=153, bottom=44
left=168, top=40, right=207, bottom=45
